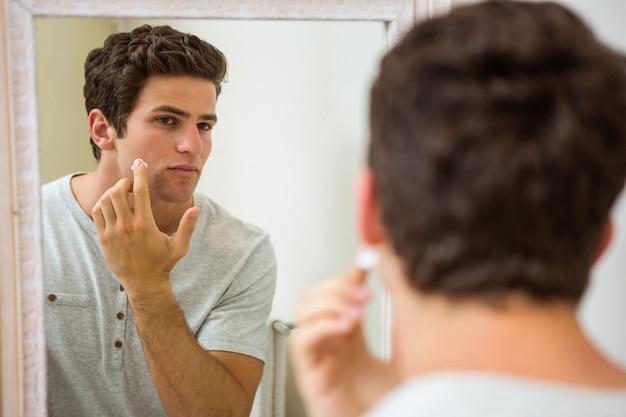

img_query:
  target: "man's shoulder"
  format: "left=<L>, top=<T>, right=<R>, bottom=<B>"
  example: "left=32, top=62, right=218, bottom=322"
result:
left=364, top=372, right=626, bottom=417
left=41, top=172, right=84, bottom=202
left=194, top=193, right=270, bottom=239
left=189, top=193, right=275, bottom=265
left=41, top=174, right=72, bottom=211
left=41, top=175, right=64, bottom=195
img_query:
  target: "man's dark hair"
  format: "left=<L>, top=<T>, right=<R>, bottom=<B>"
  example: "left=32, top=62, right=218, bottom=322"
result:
left=83, top=24, right=227, bottom=160
left=369, top=0, right=626, bottom=303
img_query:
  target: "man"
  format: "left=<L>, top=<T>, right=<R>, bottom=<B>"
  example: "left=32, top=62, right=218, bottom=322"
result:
left=42, top=25, right=276, bottom=417
left=290, top=1, right=626, bottom=416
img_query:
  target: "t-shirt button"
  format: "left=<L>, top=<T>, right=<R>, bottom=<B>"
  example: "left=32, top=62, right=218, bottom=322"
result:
left=114, top=340, right=123, bottom=349
left=119, top=285, right=124, bottom=292
left=117, top=312, right=125, bottom=320
left=48, top=294, right=57, bottom=302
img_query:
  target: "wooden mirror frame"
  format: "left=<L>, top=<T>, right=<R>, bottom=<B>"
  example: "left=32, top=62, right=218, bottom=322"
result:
left=0, top=0, right=450, bottom=415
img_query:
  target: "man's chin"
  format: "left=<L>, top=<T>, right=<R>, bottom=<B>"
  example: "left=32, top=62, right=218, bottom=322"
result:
left=151, top=190, right=195, bottom=206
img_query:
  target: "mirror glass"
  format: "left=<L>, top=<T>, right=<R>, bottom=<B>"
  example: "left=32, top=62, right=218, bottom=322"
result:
left=35, top=16, right=388, bottom=356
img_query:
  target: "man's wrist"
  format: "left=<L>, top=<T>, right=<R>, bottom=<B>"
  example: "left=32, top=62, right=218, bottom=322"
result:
left=123, top=276, right=174, bottom=312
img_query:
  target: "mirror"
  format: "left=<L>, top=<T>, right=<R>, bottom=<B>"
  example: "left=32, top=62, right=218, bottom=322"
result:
left=0, top=0, right=450, bottom=415
left=36, top=12, right=387, bottom=360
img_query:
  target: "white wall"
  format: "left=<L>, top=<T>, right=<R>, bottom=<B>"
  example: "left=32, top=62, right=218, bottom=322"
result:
left=452, top=0, right=626, bottom=369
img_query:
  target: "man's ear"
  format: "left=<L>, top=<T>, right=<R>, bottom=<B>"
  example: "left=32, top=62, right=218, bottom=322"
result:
left=88, top=109, right=116, bottom=152
left=356, top=168, right=386, bottom=245
left=594, top=219, right=614, bottom=264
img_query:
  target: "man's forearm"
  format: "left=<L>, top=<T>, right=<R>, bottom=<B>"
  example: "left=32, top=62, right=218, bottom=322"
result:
left=128, top=284, right=254, bottom=417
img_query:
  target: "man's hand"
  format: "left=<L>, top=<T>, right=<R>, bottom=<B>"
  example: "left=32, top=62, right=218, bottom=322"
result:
left=290, top=263, right=398, bottom=417
left=92, top=158, right=198, bottom=296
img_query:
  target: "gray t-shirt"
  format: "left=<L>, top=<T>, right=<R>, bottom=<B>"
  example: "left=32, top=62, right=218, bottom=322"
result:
left=363, top=371, right=626, bottom=416
left=42, top=173, right=277, bottom=417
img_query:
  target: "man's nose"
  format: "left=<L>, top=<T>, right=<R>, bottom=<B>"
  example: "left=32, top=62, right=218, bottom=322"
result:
left=177, top=126, right=203, bottom=154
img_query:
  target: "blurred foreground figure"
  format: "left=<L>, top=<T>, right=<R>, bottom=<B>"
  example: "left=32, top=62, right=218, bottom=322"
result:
left=291, top=1, right=626, bottom=416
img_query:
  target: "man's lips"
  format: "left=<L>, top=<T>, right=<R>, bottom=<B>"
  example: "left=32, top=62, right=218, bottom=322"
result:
left=169, top=164, right=199, bottom=175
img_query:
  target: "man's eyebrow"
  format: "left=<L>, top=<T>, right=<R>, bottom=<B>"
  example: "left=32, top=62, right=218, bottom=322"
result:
left=151, top=105, right=217, bottom=122
left=200, top=113, right=218, bottom=123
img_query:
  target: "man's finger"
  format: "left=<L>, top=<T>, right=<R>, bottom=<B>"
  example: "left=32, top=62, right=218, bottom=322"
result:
left=354, top=247, right=379, bottom=271
left=130, top=158, right=151, bottom=216
left=348, top=247, right=379, bottom=285
left=109, top=178, right=133, bottom=222
left=92, top=204, right=106, bottom=234
left=173, top=207, right=199, bottom=256
left=97, top=196, right=117, bottom=226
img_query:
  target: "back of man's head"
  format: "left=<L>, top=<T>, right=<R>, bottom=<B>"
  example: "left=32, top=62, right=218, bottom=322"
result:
left=369, top=0, right=626, bottom=304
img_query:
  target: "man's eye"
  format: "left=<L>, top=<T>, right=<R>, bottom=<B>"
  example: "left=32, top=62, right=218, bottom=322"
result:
left=157, top=117, right=175, bottom=125
left=198, top=122, right=213, bottom=131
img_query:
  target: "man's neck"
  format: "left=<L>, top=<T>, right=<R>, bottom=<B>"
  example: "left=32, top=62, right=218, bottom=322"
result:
left=388, top=281, right=626, bottom=388
left=70, top=171, right=114, bottom=219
